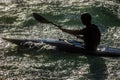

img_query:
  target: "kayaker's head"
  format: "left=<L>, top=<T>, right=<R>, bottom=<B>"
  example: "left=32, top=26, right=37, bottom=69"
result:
left=81, top=13, right=92, bottom=26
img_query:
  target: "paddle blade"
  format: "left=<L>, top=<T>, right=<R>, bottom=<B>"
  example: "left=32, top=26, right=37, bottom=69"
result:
left=33, top=13, right=51, bottom=24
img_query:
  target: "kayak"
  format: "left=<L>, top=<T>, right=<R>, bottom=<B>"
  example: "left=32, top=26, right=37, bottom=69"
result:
left=2, top=37, right=120, bottom=57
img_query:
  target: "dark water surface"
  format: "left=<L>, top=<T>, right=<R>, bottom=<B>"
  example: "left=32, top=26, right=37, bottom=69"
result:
left=0, top=0, right=120, bottom=80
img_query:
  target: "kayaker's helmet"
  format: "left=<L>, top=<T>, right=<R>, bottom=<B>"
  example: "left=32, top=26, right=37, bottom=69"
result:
left=81, top=13, right=92, bottom=26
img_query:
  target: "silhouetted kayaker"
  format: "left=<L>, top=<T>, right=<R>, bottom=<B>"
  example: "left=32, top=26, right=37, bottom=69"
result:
left=59, top=13, right=101, bottom=51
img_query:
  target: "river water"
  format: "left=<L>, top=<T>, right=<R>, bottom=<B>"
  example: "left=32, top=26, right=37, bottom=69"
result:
left=0, top=0, right=120, bottom=80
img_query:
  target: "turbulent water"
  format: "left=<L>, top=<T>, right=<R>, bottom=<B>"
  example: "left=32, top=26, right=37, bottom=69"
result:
left=0, top=0, right=120, bottom=80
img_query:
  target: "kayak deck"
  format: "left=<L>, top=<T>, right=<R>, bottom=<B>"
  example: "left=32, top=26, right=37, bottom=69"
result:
left=2, top=38, right=120, bottom=57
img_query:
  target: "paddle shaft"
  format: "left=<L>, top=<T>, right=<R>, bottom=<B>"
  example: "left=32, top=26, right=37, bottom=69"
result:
left=50, top=21, right=62, bottom=28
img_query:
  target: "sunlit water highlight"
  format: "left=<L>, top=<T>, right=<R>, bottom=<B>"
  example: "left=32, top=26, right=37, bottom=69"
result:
left=0, top=0, right=120, bottom=80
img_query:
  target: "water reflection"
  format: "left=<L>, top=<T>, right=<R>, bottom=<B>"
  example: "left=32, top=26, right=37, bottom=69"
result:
left=0, top=45, right=118, bottom=80
left=87, top=56, right=108, bottom=80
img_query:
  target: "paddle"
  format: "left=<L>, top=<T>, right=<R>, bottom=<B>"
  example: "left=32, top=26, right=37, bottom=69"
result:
left=33, top=13, right=84, bottom=45
left=33, top=13, right=61, bottom=28
left=33, top=13, right=84, bottom=39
